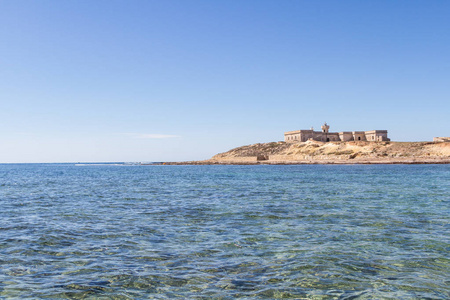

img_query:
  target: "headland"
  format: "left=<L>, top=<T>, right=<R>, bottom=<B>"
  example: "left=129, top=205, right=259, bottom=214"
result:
left=161, top=140, right=450, bottom=165
left=157, top=123, right=449, bottom=165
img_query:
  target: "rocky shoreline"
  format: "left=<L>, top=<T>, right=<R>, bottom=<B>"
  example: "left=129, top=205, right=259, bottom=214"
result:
left=158, top=160, right=450, bottom=165
left=156, top=141, right=450, bottom=165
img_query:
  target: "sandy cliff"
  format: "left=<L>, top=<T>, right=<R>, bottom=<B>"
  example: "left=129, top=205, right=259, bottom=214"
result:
left=204, top=140, right=450, bottom=164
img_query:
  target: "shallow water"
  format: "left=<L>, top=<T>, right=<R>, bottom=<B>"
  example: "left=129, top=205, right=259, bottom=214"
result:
left=0, top=164, right=449, bottom=299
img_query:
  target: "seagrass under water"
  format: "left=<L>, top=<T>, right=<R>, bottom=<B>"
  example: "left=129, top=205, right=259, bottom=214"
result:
left=0, top=164, right=449, bottom=299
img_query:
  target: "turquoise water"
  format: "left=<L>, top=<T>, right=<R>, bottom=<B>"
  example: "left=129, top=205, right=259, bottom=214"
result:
left=0, top=164, right=449, bottom=299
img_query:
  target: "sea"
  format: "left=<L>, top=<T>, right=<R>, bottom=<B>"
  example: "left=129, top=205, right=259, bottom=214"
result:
left=0, top=163, right=449, bottom=299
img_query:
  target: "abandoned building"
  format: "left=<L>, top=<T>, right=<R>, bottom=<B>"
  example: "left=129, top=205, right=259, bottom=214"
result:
left=285, top=122, right=390, bottom=143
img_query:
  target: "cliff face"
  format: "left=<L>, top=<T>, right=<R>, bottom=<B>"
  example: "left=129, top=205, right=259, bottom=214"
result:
left=209, top=141, right=450, bottom=164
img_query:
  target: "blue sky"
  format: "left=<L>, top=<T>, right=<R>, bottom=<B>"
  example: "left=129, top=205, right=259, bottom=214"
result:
left=1, top=1, right=449, bottom=163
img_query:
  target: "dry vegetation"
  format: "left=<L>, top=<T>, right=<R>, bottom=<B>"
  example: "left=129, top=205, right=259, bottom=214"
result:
left=208, top=140, right=450, bottom=164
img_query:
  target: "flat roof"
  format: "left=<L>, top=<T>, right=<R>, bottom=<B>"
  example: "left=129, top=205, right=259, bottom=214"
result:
left=285, top=129, right=388, bottom=135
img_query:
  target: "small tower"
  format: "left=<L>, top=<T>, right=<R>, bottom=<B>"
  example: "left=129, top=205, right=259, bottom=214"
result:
left=321, top=122, right=330, bottom=133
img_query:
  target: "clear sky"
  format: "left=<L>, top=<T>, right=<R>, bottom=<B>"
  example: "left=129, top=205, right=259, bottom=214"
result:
left=1, top=1, right=449, bottom=163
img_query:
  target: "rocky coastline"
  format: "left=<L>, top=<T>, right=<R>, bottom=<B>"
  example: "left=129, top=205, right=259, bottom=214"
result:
left=157, top=141, right=450, bottom=165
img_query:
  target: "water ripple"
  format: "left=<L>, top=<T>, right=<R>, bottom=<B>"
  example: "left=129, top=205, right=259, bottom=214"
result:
left=0, top=164, right=449, bottom=298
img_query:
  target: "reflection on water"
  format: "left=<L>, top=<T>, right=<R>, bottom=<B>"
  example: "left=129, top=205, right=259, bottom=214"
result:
left=0, top=164, right=449, bottom=298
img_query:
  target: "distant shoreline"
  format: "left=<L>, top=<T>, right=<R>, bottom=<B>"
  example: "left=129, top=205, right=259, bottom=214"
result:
left=155, top=141, right=450, bottom=165
left=155, top=159, right=450, bottom=165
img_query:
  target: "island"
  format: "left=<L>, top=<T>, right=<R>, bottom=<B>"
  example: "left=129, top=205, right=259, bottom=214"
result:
left=159, top=123, right=450, bottom=165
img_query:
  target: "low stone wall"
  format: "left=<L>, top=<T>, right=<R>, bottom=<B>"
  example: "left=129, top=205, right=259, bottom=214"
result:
left=214, top=156, right=259, bottom=162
